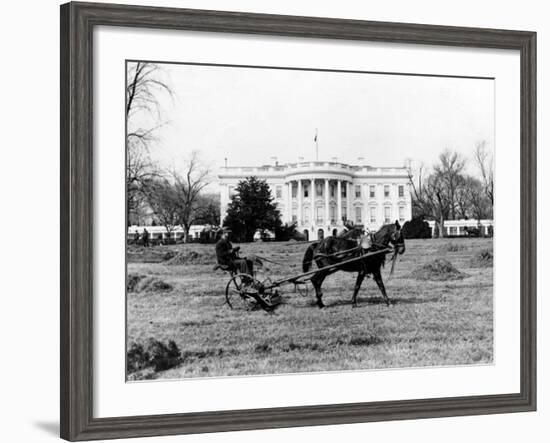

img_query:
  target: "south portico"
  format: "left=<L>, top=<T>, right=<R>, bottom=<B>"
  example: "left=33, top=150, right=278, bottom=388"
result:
left=283, top=175, right=352, bottom=241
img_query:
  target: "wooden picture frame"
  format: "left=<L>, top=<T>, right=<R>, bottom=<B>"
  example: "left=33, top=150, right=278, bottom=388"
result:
left=60, top=1, right=536, bottom=440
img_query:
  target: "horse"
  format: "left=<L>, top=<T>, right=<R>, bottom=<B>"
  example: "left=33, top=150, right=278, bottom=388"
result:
left=302, top=221, right=406, bottom=308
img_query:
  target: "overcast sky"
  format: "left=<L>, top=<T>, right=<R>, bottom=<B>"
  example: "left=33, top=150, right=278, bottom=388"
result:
left=132, top=62, right=494, bottom=185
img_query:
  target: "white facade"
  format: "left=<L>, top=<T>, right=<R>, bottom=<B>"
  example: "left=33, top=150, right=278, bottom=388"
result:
left=427, top=219, right=494, bottom=237
left=218, top=160, right=412, bottom=241
left=127, top=225, right=213, bottom=242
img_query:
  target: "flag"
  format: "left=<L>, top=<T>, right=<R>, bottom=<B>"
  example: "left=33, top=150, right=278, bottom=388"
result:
left=314, top=130, right=317, bottom=142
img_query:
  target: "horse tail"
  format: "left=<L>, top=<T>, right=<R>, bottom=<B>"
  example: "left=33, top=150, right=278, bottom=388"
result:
left=302, top=243, right=318, bottom=272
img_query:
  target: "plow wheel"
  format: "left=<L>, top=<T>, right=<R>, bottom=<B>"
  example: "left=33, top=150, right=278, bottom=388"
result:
left=225, top=274, right=280, bottom=311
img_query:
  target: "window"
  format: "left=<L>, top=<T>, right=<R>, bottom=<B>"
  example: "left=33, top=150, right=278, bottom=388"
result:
left=330, top=206, right=336, bottom=223
left=304, top=209, right=310, bottom=224
left=398, top=185, right=404, bottom=198
left=304, top=184, right=309, bottom=198
left=355, top=207, right=362, bottom=223
left=384, top=206, right=391, bottom=224
left=369, top=185, right=375, bottom=198
left=316, top=206, right=323, bottom=223
left=330, top=184, right=335, bottom=198
left=291, top=184, right=297, bottom=198
left=292, top=207, right=297, bottom=222
left=316, top=182, right=323, bottom=197
left=384, top=185, right=390, bottom=198
left=355, top=185, right=361, bottom=198
left=342, top=206, right=347, bottom=221
left=341, top=185, right=347, bottom=198
left=370, top=207, right=376, bottom=223
left=449, top=226, right=457, bottom=236
left=399, top=206, right=405, bottom=222
left=275, top=186, right=282, bottom=199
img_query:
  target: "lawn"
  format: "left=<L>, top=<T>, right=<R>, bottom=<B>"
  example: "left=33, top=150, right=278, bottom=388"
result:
left=126, top=237, right=493, bottom=380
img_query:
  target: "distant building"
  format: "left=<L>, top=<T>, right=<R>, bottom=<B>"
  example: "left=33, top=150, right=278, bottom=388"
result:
left=427, top=219, right=494, bottom=237
left=218, top=160, right=412, bottom=241
left=127, top=225, right=215, bottom=243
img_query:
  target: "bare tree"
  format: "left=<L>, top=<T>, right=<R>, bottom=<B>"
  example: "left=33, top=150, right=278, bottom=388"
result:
left=143, top=179, right=180, bottom=235
left=172, top=151, right=213, bottom=243
left=466, top=177, right=490, bottom=224
left=126, top=62, right=172, bottom=120
left=474, top=141, right=494, bottom=206
left=193, top=193, right=221, bottom=226
left=454, top=175, right=470, bottom=220
left=126, top=62, right=173, bottom=226
left=434, top=150, right=466, bottom=220
left=405, top=159, right=430, bottom=219
left=127, top=141, right=162, bottom=225
left=424, top=171, right=451, bottom=237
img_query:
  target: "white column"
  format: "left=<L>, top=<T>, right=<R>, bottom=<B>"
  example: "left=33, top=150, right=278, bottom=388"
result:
left=346, top=182, right=351, bottom=222
left=310, top=179, right=315, bottom=226
left=297, top=180, right=302, bottom=225
left=324, top=179, right=330, bottom=225
left=286, top=182, right=291, bottom=223
left=337, top=180, right=342, bottom=224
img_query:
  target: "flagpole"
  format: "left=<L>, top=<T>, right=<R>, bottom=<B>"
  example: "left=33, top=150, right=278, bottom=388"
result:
left=315, top=128, right=318, bottom=161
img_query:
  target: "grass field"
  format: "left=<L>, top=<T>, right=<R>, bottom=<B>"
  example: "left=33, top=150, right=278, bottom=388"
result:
left=126, top=237, right=493, bottom=380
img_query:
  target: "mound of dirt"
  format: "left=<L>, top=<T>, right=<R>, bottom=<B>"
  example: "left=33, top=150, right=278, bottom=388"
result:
left=165, top=250, right=215, bottom=265
left=410, top=259, right=467, bottom=281
left=127, top=273, right=173, bottom=293
left=470, top=249, right=493, bottom=268
left=127, top=338, right=182, bottom=374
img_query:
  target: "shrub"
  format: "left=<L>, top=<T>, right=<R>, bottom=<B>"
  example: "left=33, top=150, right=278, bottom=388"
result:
left=402, top=217, right=432, bottom=239
left=274, top=222, right=298, bottom=241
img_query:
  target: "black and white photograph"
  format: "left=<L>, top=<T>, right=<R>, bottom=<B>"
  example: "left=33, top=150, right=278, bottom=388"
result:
left=1, top=0, right=546, bottom=440
left=125, top=61, right=495, bottom=381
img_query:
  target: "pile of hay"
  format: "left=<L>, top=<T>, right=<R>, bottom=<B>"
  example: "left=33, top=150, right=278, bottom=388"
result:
left=410, top=259, right=466, bottom=281
left=470, top=249, right=493, bottom=268
left=439, top=242, right=467, bottom=252
left=166, top=250, right=215, bottom=265
left=127, top=247, right=176, bottom=263
left=127, top=273, right=173, bottom=293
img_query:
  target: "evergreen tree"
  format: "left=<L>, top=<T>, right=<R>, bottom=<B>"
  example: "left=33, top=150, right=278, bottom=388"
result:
left=223, top=176, right=282, bottom=242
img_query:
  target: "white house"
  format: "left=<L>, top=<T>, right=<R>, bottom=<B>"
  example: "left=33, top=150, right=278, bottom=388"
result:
left=218, top=160, right=412, bottom=241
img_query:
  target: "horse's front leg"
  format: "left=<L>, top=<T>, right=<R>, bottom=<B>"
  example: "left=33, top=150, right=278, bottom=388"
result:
left=351, top=271, right=366, bottom=308
left=310, top=270, right=328, bottom=308
left=372, top=269, right=391, bottom=306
